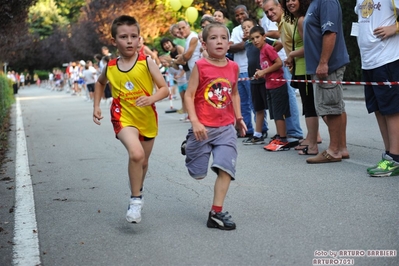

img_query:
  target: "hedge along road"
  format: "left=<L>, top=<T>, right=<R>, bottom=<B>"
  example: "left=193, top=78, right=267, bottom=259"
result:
left=1, top=85, right=398, bottom=266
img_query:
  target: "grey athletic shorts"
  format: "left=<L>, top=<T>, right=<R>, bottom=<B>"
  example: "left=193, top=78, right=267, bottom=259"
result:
left=185, top=124, right=237, bottom=180
left=312, top=66, right=346, bottom=116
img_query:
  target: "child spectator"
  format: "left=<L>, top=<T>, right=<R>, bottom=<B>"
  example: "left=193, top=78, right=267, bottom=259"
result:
left=184, top=22, right=247, bottom=230
left=242, top=18, right=282, bottom=145
left=167, top=59, right=188, bottom=121
left=93, top=15, right=169, bottom=224
left=250, top=25, right=291, bottom=151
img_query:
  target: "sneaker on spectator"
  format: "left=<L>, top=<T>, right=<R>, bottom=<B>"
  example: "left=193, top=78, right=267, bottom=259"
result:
left=367, top=153, right=388, bottom=173
left=206, top=211, right=236, bottom=230
left=368, top=154, right=399, bottom=177
left=243, top=136, right=265, bottom=145
left=264, top=139, right=290, bottom=151
left=126, top=198, right=142, bottom=223
left=242, top=136, right=254, bottom=145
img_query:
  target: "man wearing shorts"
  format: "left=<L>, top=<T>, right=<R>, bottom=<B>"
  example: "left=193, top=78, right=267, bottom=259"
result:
left=303, top=0, right=350, bottom=164
left=355, top=0, right=399, bottom=177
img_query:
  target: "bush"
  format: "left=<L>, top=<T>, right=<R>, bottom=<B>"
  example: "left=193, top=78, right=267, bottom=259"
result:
left=34, top=70, right=50, bottom=81
left=0, top=74, right=14, bottom=159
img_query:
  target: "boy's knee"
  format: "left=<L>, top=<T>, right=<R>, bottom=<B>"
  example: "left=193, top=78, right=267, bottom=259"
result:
left=128, top=151, right=145, bottom=163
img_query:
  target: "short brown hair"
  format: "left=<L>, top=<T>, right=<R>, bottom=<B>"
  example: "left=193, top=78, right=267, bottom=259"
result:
left=111, top=15, right=140, bottom=38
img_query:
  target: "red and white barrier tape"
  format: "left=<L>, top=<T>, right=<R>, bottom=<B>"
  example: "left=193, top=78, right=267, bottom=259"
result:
left=237, top=77, right=399, bottom=86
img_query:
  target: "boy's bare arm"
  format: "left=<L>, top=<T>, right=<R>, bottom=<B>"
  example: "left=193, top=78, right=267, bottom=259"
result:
left=255, top=57, right=283, bottom=78
left=184, top=65, right=208, bottom=141
left=137, top=58, right=169, bottom=106
left=93, top=67, right=107, bottom=125
left=231, top=69, right=247, bottom=136
left=184, top=66, right=199, bottom=124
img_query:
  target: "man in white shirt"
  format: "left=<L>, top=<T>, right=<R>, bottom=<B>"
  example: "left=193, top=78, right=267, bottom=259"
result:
left=175, top=20, right=202, bottom=80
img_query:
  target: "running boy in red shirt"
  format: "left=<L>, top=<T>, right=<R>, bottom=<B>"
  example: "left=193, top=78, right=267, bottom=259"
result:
left=184, top=22, right=247, bottom=230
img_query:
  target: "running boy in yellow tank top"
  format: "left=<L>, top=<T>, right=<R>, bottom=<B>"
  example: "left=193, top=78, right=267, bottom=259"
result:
left=93, top=15, right=169, bottom=224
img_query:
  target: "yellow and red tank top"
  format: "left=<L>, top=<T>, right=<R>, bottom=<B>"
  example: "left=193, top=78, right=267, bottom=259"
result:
left=106, top=54, right=158, bottom=137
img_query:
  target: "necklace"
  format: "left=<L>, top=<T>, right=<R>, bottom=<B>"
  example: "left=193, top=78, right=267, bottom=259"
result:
left=207, top=56, right=226, bottom=62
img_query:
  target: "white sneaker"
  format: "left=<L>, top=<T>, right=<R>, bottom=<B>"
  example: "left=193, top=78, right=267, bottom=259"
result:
left=126, top=198, right=142, bottom=223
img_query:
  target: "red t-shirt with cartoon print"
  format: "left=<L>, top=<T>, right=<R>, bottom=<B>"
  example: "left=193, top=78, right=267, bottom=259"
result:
left=259, top=43, right=285, bottom=89
left=194, top=58, right=238, bottom=127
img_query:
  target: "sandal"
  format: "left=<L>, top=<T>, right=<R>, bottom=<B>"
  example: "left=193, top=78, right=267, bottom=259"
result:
left=306, top=150, right=342, bottom=164
left=298, top=147, right=318, bottom=155
left=299, top=139, right=322, bottom=145
left=294, top=144, right=308, bottom=151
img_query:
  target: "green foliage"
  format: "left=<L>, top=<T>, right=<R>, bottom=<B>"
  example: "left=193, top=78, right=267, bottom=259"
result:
left=0, top=75, right=15, bottom=130
left=28, top=0, right=69, bottom=39
left=34, top=70, right=50, bottom=81
left=340, top=0, right=361, bottom=82
left=54, top=0, right=85, bottom=23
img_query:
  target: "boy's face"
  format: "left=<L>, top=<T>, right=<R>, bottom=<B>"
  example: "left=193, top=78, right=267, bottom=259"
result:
left=203, top=26, right=230, bottom=58
left=242, top=20, right=255, bottom=39
left=250, top=31, right=265, bottom=49
left=112, top=24, right=140, bottom=57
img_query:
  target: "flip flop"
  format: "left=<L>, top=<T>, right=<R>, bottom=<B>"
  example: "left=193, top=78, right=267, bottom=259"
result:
left=306, top=150, right=342, bottom=164
left=298, top=147, right=318, bottom=155
left=299, top=139, right=322, bottom=145
left=295, top=144, right=308, bottom=151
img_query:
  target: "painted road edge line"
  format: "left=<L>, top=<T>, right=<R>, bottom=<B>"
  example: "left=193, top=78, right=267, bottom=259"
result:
left=13, top=98, right=41, bottom=266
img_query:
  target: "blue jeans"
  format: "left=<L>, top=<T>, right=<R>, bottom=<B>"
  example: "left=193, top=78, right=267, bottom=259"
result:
left=238, top=73, right=268, bottom=134
left=283, top=67, right=303, bottom=138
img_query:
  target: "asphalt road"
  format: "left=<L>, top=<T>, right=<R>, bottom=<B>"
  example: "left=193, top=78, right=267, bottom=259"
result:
left=1, top=85, right=398, bottom=266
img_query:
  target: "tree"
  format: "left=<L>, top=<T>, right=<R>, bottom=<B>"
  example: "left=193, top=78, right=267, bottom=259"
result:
left=28, top=0, right=69, bottom=39
left=0, top=0, right=38, bottom=71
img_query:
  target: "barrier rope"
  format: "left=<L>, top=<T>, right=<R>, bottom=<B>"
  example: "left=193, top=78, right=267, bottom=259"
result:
left=237, top=77, right=399, bottom=86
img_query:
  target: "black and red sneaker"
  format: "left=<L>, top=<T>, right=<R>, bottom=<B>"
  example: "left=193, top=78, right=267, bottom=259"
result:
left=207, top=211, right=236, bottom=230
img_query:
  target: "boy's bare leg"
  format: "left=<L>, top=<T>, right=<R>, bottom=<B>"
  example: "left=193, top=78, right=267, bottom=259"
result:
left=255, top=110, right=264, bottom=134
left=140, top=138, right=155, bottom=189
left=275, top=120, right=287, bottom=137
left=117, top=127, right=154, bottom=197
left=213, top=170, right=231, bottom=207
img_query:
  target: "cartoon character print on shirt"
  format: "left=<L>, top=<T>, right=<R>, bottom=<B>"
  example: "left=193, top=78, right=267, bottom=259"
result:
left=260, top=60, right=269, bottom=70
left=204, top=77, right=232, bottom=109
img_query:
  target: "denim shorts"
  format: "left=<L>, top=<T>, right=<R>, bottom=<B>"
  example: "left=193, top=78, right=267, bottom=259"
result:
left=312, top=66, right=346, bottom=116
left=185, top=125, right=237, bottom=180
left=363, top=59, right=399, bottom=115
left=178, top=83, right=188, bottom=93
